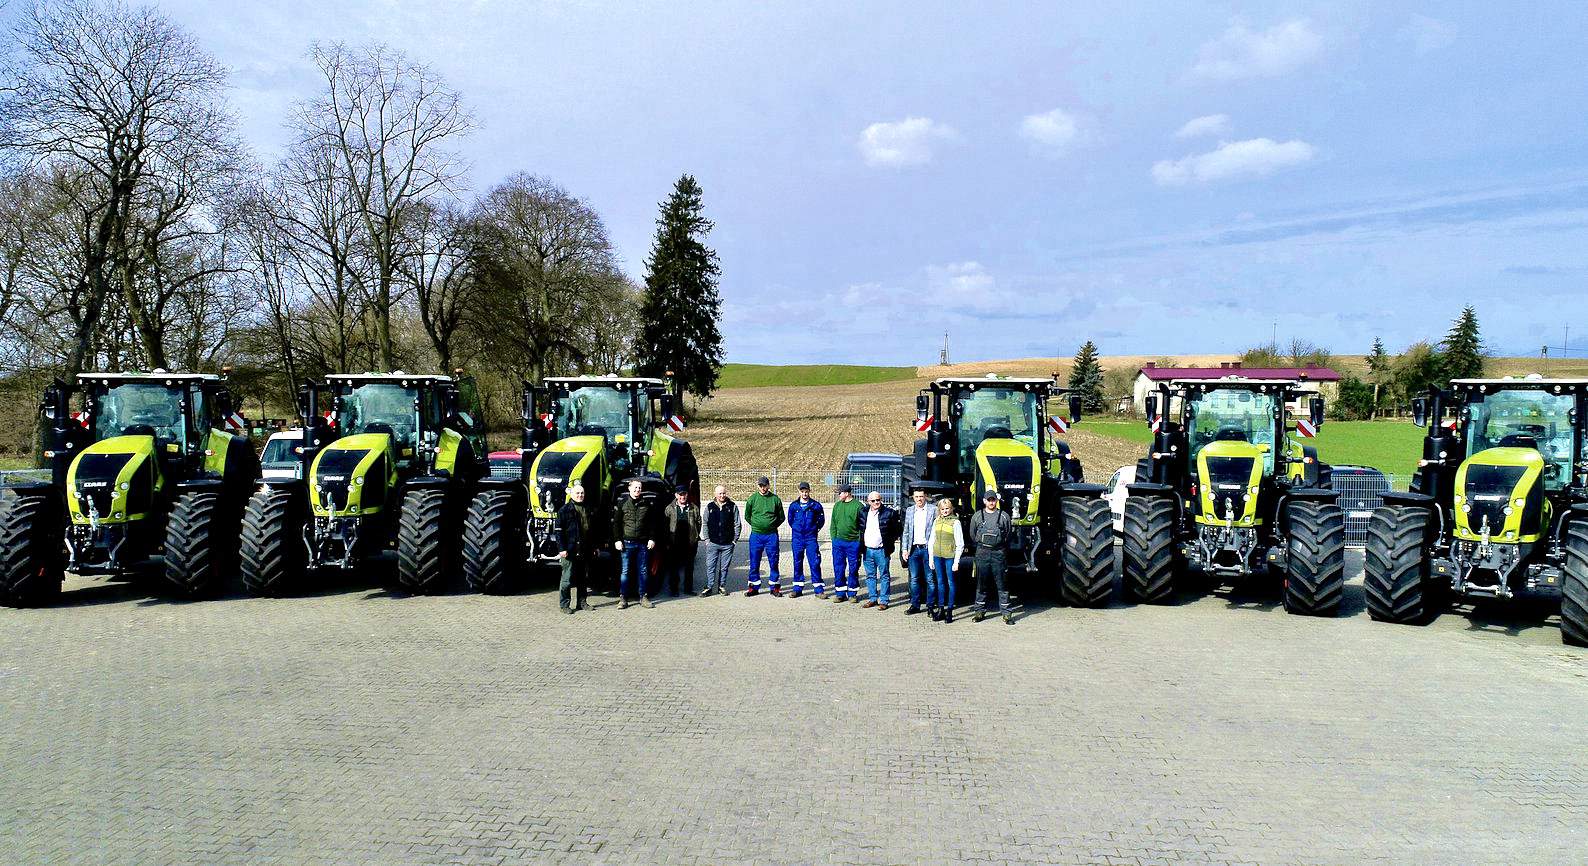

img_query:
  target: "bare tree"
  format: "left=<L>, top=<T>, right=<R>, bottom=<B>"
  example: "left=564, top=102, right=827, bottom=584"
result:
left=398, top=199, right=473, bottom=371
left=0, top=0, right=241, bottom=375
left=292, top=41, right=473, bottom=372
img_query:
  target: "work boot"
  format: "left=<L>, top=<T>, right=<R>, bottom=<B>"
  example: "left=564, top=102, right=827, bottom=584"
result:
left=878, top=603, right=888, bottom=611
left=641, top=596, right=654, bottom=609
left=862, top=600, right=877, bottom=609
left=746, top=587, right=758, bottom=597
left=944, top=607, right=954, bottom=623
left=1003, top=610, right=1015, bottom=625
left=770, top=585, right=782, bottom=598
left=973, top=609, right=985, bottom=623
left=929, top=607, right=940, bottom=621
left=790, top=589, right=802, bottom=599
left=578, top=597, right=591, bottom=611
left=699, top=587, right=713, bottom=597
left=905, top=605, right=921, bottom=616
left=833, top=594, right=846, bottom=603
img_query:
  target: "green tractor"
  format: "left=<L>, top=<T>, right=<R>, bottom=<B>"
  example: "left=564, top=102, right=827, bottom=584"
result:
left=1364, top=376, right=1588, bottom=645
left=237, top=371, right=486, bottom=595
left=1123, top=377, right=1344, bottom=615
left=907, top=375, right=1114, bottom=606
left=461, top=375, right=699, bottom=593
left=0, top=370, right=258, bottom=605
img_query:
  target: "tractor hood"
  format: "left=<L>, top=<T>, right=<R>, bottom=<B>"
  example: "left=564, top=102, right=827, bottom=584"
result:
left=66, top=435, right=163, bottom=525
left=528, top=435, right=606, bottom=518
left=1195, top=439, right=1265, bottom=527
left=1454, top=446, right=1548, bottom=543
left=973, top=437, right=1040, bottom=526
left=309, top=433, right=398, bottom=518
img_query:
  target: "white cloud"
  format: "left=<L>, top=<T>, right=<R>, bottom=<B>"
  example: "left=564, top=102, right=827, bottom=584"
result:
left=857, top=117, right=958, bottom=167
left=1173, top=113, right=1231, bottom=140
left=927, top=261, right=997, bottom=298
left=1191, top=18, right=1324, bottom=81
left=1402, top=14, right=1457, bottom=55
left=1152, top=138, right=1316, bottom=186
left=1018, top=108, right=1090, bottom=155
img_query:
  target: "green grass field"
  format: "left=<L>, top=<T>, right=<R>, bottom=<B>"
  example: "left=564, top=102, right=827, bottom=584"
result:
left=716, top=363, right=917, bottom=389
left=1085, top=419, right=1426, bottom=479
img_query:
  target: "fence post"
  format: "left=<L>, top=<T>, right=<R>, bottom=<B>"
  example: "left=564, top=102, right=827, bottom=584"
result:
left=771, top=466, right=778, bottom=494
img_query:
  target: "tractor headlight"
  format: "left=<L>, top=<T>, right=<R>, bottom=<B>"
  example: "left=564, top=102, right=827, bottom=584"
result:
left=119, top=481, right=129, bottom=490
left=113, top=511, right=123, bottom=519
left=354, top=476, right=363, bottom=485
left=1512, top=498, right=1525, bottom=508
left=348, top=505, right=359, bottom=514
left=1461, top=503, right=1471, bottom=512
left=1249, top=486, right=1258, bottom=496
left=1503, top=506, right=1513, bottom=516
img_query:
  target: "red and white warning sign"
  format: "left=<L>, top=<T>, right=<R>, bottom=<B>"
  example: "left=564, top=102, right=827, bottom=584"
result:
left=1295, top=417, right=1318, bottom=438
left=665, top=414, right=687, bottom=433
left=1149, top=415, right=1163, bottom=435
left=69, top=410, right=88, bottom=428
left=914, top=414, right=934, bottom=433
left=1047, top=415, right=1069, bottom=435
left=223, top=411, right=247, bottom=433
left=538, top=413, right=555, bottom=430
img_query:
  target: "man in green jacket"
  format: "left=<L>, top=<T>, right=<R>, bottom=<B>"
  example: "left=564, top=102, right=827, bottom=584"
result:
left=744, top=476, right=784, bottom=596
left=829, top=483, right=864, bottom=602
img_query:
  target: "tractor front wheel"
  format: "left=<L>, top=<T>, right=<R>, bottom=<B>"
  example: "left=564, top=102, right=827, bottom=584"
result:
left=0, top=494, right=63, bottom=607
left=1058, top=496, right=1114, bottom=607
left=163, top=491, right=229, bottom=598
left=462, top=489, right=526, bottom=594
left=240, top=487, right=306, bottom=597
left=1282, top=499, right=1345, bottom=616
left=1122, top=495, right=1177, bottom=604
left=397, top=488, right=453, bottom=595
left=1363, top=505, right=1436, bottom=624
left=1560, top=519, right=1588, bottom=647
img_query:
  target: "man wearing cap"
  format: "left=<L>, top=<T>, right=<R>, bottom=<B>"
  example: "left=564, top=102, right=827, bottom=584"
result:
left=969, top=490, right=1015, bottom=624
left=662, top=485, right=701, bottom=596
left=700, top=485, right=740, bottom=596
left=898, top=487, right=937, bottom=616
left=829, top=483, right=863, bottom=601
left=744, top=476, right=785, bottom=596
left=860, top=490, right=901, bottom=609
left=786, top=481, right=825, bottom=597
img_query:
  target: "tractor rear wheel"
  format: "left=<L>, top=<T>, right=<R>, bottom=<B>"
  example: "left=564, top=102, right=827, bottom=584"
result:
left=397, top=488, right=452, bottom=595
left=462, top=489, right=525, bottom=594
left=1363, top=505, right=1435, bottom=624
left=1059, top=496, right=1113, bottom=607
left=1134, top=457, right=1151, bottom=483
left=0, top=493, right=63, bottom=607
left=240, top=487, right=305, bottom=597
left=1122, top=495, right=1176, bottom=603
left=1282, top=499, right=1345, bottom=616
left=1561, top=519, right=1588, bottom=647
left=163, top=491, right=230, bottom=598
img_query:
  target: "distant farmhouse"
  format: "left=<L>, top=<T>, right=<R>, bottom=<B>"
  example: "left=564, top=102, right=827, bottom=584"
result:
left=1131, top=361, right=1342, bottom=414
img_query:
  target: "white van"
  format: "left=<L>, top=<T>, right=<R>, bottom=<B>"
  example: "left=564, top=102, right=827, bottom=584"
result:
left=259, top=429, right=304, bottom=480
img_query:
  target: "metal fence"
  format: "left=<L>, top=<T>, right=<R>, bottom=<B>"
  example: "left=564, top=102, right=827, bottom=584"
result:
left=699, top=466, right=905, bottom=508
left=1334, top=472, right=1408, bottom=548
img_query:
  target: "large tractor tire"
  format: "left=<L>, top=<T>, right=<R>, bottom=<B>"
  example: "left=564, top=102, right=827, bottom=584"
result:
left=0, top=493, right=63, bottom=607
left=1122, top=495, right=1177, bottom=604
left=462, top=489, right=526, bottom=594
left=1282, top=499, right=1345, bottom=616
left=1363, top=505, right=1436, bottom=624
left=240, top=487, right=306, bottom=597
left=1561, top=520, right=1588, bottom=647
left=397, top=488, right=453, bottom=595
left=162, top=491, right=230, bottom=598
left=1059, top=496, right=1114, bottom=607
left=1134, top=457, right=1152, bottom=484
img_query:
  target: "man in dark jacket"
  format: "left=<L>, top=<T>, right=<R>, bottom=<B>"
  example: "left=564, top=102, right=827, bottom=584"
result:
left=860, top=490, right=901, bottom=609
left=611, top=479, right=660, bottom=609
left=662, top=485, right=701, bottom=596
left=700, top=485, right=740, bottom=596
left=969, top=490, right=1015, bottom=624
left=556, top=482, right=600, bottom=614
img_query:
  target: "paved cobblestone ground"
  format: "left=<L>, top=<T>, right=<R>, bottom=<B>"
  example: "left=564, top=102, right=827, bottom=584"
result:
left=3, top=547, right=1586, bottom=865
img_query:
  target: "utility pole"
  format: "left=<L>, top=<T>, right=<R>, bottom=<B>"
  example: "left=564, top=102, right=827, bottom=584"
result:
left=940, top=331, right=950, bottom=366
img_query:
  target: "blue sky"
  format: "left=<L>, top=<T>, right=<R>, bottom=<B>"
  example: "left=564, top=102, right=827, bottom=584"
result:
left=93, top=2, right=1588, bottom=363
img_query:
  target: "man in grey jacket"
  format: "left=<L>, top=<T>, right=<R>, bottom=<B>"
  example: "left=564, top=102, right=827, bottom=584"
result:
left=699, top=485, right=741, bottom=596
left=969, top=490, right=1015, bottom=624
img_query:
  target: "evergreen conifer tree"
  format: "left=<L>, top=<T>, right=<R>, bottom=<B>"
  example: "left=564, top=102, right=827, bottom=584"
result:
left=1067, top=341, right=1106, bottom=412
left=1440, top=306, right=1485, bottom=380
left=636, top=174, right=724, bottom=401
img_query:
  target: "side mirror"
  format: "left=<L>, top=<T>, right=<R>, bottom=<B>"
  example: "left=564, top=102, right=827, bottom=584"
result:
left=658, top=394, right=675, bottom=418
left=914, top=394, right=929, bottom=422
left=1067, top=393, right=1082, bottom=425
left=1309, top=396, right=1325, bottom=429
left=40, top=383, right=65, bottom=422
left=215, top=390, right=235, bottom=421
left=1411, top=397, right=1428, bottom=428
left=1144, top=395, right=1158, bottom=427
left=295, top=384, right=313, bottom=422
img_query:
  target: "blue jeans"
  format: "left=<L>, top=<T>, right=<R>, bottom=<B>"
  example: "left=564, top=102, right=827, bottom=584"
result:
left=906, top=546, right=931, bottom=607
left=864, top=547, right=890, bottom=604
left=619, top=541, right=649, bottom=599
left=832, top=539, right=860, bottom=598
left=932, top=556, right=956, bottom=609
left=748, top=532, right=780, bottom=588
left=791, top=533, right=822, bottom=591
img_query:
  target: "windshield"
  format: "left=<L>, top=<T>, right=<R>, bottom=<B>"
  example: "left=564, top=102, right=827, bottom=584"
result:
left=1186, top=388, right=1279, bottom=473
left=953, top=387, right=1038, bottom=474
left=553, top=386, right=635, bottom=447
left=339, top=383, right=422, bottom=450
left=1465, top=389, right=1576, bottom=490
left=260, top=437, right=297, bottom=467
left=95, top=382, right=186, bottom=445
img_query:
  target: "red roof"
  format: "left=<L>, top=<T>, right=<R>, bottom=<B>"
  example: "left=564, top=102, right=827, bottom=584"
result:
left=1138, top=363, right=1340, bottom=382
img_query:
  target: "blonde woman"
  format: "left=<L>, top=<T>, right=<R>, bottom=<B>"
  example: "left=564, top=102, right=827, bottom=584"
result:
left=929, top=497, right=964, bottom=622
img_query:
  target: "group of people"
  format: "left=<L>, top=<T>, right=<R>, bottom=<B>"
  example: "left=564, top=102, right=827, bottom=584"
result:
left=553, top=476, right=1018, bottom=624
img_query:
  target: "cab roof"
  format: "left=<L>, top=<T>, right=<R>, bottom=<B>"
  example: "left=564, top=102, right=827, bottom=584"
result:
left=1168, top=377, right=1303, bottom=388
left=325, top=371, right=454, bottom=384
left=1451, top=377, right=1588, bottom=387
left=931, top=375, right=1056, bottom=387
left=78, top=370, right=224, bottom=384
left=545, top=375, right=667, bottom=387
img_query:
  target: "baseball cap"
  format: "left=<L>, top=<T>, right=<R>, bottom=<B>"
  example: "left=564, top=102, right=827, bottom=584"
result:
left=836, top=482, right=852, bottom=493
left=757, top=475, right=770, bottom=486
left=797, top=481, right=811, bottom=490
left=982, top=490, right=999, bottom=500
left=674, top=484, right=689, bottom=495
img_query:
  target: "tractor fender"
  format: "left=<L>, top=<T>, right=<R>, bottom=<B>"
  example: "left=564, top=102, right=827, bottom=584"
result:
left=256, top=476, right=307, bottom=493
left=1124, top=481, right=1176, bottom=497
left=404, top=475, right=455, bottom=491
left=174, top=478, right=226, bottom=492
left=1380, top=490, right=1437, bottom=508
left=1053, top=482, right=1106, bottom=498
left=473, top=475, right=524, bottom=491
left=1283, top=486, right=1339, bottom=503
